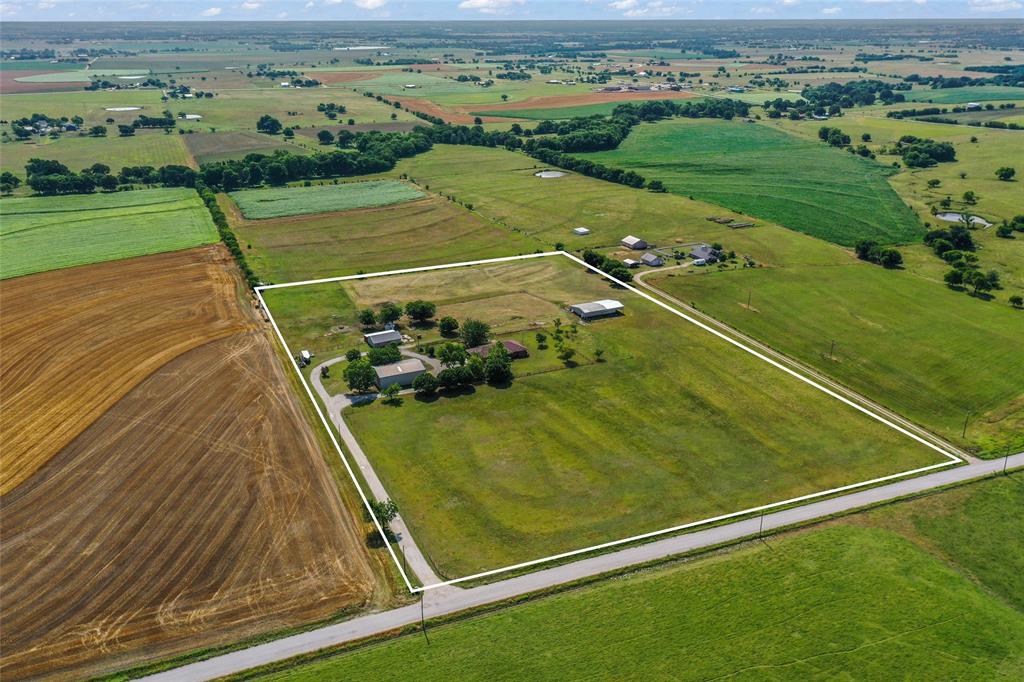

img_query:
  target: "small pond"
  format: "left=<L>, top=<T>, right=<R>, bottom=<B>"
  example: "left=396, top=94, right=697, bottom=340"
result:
left=534, top=170, right=567, bottom=178
left=935, top=212, right=992, bottom=228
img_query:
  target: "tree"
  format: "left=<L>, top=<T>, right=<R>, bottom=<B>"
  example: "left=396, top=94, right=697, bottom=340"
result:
left=474, top=116, right=483, bottom=125
left=343, top=358, right=376, bottom=393
left=257, top=114, right=283, bottom=135
left=0, top=172, right=21, bottom=195
left=557, top=347, right=577, bottom=365
left=412, top=372, right=439, bottom=395
left=379, top=302, right=402, bottom=324
left=381, top=382, right=402, bottom=403
left=647, top=179, right=666, bottom=192
left=944, top=269, right=963, bottom=287
left=1009, top=294, right=1023, bottom=309
left=438, top=342, right=468, bottom=368
left=345, top=348, right=362, bottom=362
left=118, top=124, right=135, bottom=137
left=367, top=343, right=402, bottom=366
left=964, top=268, right=993, bottom=296
left=365, top=498, right=399, bottom=537
left=995, top=166, right=1016, bottom=181
left=317, top=129, right=335, bottom=145
left=89, top=125, right=107, bottom=137
left=535, top=332, right=547, bottom=348
left=483, top=341, right=513, bottom=384
left=405, top=300, right=437, bottom=322
left=459, top=319, right=490, bottom=348
left=861, top=133, right=871, bottom=142
left=595, top=348, right=605, bottom=362
left=962, top=190, right=977, bottom=205
left=879, top=248, right=903, bottom=269
left=926, top=178, right=941, bottom=189
left=438, top=316, right=459, bottom=336
left=358, top=309, right=377, bottom=326
left=265, top=162, right=288, bottom=185
left=283, top=127, right=294, bottom=139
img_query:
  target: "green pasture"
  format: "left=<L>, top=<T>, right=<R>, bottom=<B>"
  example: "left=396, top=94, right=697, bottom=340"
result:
left=907, top=86, right=1024, bottom=104
left=269, top=257, right=946, bottom=578
left=648, top=263, right=1023, bottom=455
left=261, top=481, right=1024, bottom=680
left=229, top=180, right=424, bottom=220
left=13, top=69, right=149, bottom=83
left=0, top=60, right=81, bottom=72
left=183, top=130, right=309, bottom=166
left=0, top=188, right=218, bottom=279
left=356, top=70, right=599, bottom=108
left=0, top=89, right=168, bottom=127
left=579, top=118, right=922, bottom=246
left=0, top=131, right=191, bottom=177
left=233, top=194, right=538, bottom=286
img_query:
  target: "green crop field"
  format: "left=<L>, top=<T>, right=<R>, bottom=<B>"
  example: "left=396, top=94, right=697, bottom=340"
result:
left=0, top=188, right=218, bottom=278
left=266, top=256, right=946, bottom=579
left=232, top=194, right=539, bottom=285
left=229, top=180, right=425, bottom=219
left=473, top=100, right=704, bottom=121
left=13, top=69, right=149, bottom=83
left=579, top=118, right=923, bottom=246
left=0, top=131, right=191, bottom=178
left=907, top=86, right=1024, bottom=104
left=647, top=263, right=1023, bottom=455
left=259, top=477, right=1024, bottom=681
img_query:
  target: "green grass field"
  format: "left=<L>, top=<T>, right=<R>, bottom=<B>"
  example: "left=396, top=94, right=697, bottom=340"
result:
left=0, top=131, right=191, bottom=178
left=473, top=99, right=703, bottom=121
left=232, top=194, right=539, bottom=285
left=906, top=86, right=1024, bottom=104
left=229, top=180, right=424, bottom=219
left=267, top=256, right=946, bottom=579
left=13, top=69, right=149, bottom=83
left=579, top=118, right=923, bottom=246
left=0, top=188, right=218, bottom=278
left=0, top=89, right=168, bottom=127
left=259, top=477, right=1024, bottom=681
left=182, top=130, right=310, bottom=165
left=647, top=264, right=1023, bottom=455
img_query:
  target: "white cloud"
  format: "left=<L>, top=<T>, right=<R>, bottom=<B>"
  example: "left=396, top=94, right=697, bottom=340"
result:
left=968, top=0, right=1021, bottom=10
left=276, top=10, right=287, bottom=16
left=354, top=0, right=387, bottom=7
left=821, top=5, right=841, bottom=12
left=622, top=0, right=690, bottom=16
left=0, top=1, right=22, bottom=14
left=37, top=0, right=55, bottom=9
left=304, top=0, right=314, bottom=6
left=323, top=0, right=343, bottom=4
left=608, top=0, right=637, bottom=8
left=199, top=6, right=222, bottom=15
left=239, top=0, right=261, bottom=8
left=750, top=5, right=775, bottom=12
left=779, top=0, right=799, bottom=5
left=457, top=0, right=524, bottom=13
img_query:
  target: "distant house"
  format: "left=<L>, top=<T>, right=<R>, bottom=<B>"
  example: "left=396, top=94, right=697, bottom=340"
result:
left=966, top=102, right=982, bottom=110
left=727, top=86, right=745, bottom=93
left=689, top=244, right=720, bottom=262
left=641, top=252, right=663, bottom=267
left=468, top=339, right=529, bottom=360
left=623, top=258, right=641, bottom=268
left=364, top=329, right=403, bottom=347
left=374, top=358, right=426, bottom=389
left=621, top=235, right=647, bottom=250
left=280, top=81, right=290, bottom=87
left=569, top=299, right=624, bottom=320
left=573, top=227, right=591, bottom=236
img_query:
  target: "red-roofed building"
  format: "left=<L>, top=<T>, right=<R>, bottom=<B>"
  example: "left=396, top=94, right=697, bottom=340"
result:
left=467, top=339, right=529, bottom=360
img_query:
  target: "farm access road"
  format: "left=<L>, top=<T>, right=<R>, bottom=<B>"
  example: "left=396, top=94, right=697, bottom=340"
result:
left=143, top=452, right=1023, bottom=682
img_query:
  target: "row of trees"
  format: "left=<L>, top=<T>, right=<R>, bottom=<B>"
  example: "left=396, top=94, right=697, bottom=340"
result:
left=854, top=240, right=903, bottom=269
left=581, top=249, right=634, bottom=282
left=21, top=158, right=199, bottom=195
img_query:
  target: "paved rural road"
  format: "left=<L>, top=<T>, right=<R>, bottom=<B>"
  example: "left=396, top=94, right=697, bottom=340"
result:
left=309, top=353, right=445, bottom=588
left=142, top=453, right=1022, bottom=682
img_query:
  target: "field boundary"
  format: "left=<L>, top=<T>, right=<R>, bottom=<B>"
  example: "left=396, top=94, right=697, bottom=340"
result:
left=256, top=251, right=961, bottom=593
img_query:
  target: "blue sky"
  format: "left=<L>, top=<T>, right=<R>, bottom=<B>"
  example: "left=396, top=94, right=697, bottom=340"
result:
left=1, top=0, right=1021, bottom=21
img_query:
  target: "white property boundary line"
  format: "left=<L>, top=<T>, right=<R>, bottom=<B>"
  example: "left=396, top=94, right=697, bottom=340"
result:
left=256, top=251, right=961, bottom=593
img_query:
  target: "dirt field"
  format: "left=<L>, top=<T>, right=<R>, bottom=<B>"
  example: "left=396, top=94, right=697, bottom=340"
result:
left=0, top=246, right=379, bottom=680
left=0, top=246, right=247, bottom=493
left=0, top=70, right=81, bottom=94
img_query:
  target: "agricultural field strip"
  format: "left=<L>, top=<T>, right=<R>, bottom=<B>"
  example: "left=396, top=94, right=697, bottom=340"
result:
left=258, top=251, right=961, bottom=593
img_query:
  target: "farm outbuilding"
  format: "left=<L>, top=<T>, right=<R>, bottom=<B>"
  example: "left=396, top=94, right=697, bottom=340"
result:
left=623, top=258, right=640, bottom=268
left=621, top=235, right=647, bottom=250
left=374, top=358, right=426, bottom=389
left=570, top=299, right=624, bottom=320
left=641, top=253, right=663, bottom=266
left=468, top=339, right=529, bottom=360
left=573, top=227, right=591, bottom=236
left=364, top=329, right=403, bottom=347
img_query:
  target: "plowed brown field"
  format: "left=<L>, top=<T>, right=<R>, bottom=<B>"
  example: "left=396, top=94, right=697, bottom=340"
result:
left=0, top=246, right=377, bottom=680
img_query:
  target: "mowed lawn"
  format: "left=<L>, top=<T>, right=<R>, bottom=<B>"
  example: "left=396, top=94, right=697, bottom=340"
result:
left=0, top=188, right=218, bottom=279
left=232, top=195, right=539, bottom=285
left=648, top=264, right=1024, bottom=456
left=229, top=180, right=425, bottom=219
left=579, top=118, right=923, bottom=246
left=283, top=258, right=950, bottom=579
left=262, top=478, right=1024, bottom=681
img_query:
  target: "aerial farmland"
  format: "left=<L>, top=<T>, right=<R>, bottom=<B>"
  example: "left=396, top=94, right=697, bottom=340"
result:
left=0, top=16, right=1021, bottom=682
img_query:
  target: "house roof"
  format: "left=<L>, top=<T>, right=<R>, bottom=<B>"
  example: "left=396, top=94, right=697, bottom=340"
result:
left=365, top=329, right=402, bottom=343
left=621, top=235, right=645, bottom=245
left=689, top=244, right=719, bottom=260
left=469, top=339, right=529, bottom=357
left=641, top=252, right=662, bottom=263
left=374, top=358, right=425, bottom=379
left=572, top=299, right=624, bottom=314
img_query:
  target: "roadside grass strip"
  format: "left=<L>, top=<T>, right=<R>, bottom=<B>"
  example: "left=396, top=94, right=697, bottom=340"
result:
left=257, top=252, right=960, bottom=592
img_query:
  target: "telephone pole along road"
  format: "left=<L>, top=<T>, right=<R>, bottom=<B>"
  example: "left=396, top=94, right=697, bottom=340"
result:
left=143, top=452, right=1022, bottom=682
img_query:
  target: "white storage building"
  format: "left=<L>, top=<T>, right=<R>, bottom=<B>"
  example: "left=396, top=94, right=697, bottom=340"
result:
left=364, top=329, right=403, bottom=347
left=374, top=358, right=427, bottom=389
left=569, top=299, right=624, bottom=320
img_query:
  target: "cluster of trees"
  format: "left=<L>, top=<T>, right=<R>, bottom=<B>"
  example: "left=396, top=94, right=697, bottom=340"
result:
left=357, top=299, right=438, bottom=328
left=316, top=102, right=347, bottom=119
left=904, top=72, right=1024, bottom=89
left=581, top=249, right=634, bottom=282
left=854, top=240, right=903, bottom=269
left=20, top=158, right=200, bottom=195
left=196, top=181, right=260, bottom=288
left=922, top=224, right=1002, bottom=297
left=496, top=71, right=531, bottom=80
left=817, top=126, right=851, bottom=147
left=889, top=135, right=956, bottom=168
left=801, top=80, right=909, bottom=109
left=995, top=167, right=1015, bottom=181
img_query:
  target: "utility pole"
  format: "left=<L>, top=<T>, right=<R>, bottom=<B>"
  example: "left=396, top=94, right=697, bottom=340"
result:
left=420, top=592, right=430, bottom=645
left=829, top=339, right=836, bottom=361
left=746, top=290, right=752, bottom=309
left=962, top=411, right=971, bottom=439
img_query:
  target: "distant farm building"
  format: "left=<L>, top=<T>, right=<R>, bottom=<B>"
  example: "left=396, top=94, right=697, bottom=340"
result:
left=573, top=227, right=591, bottom=236
left=689, top=244, right=720, bottom=262
left=468, top=339, right=529, bottom=359
left=966, top=102, right=982, bottom=110
left=374, top=358, right=426, bottom=389
left=623, top=258, right=640, bottom=268
left=570, top=299, right=624, bottom=320
left=621, top=235, right=647, bottom=250
left=364, top=329, right=403, bottom=347
left=641, top=253, right=663, bottom=267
